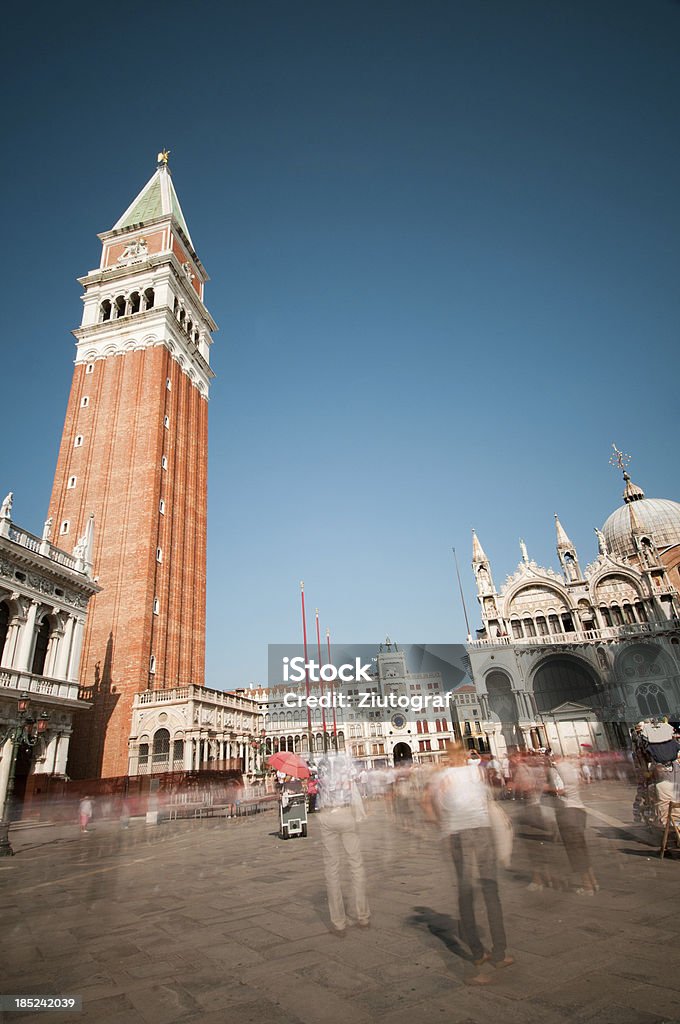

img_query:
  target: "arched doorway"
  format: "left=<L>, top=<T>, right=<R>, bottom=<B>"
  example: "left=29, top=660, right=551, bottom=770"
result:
left=393, top=742, right=412, bottom=765
left=31, top=617, right=51, bottom=675
left=0, top=601, right=10, bottom=663
left=532, top=657, right=600, bottom=713
left=486, top=670, right=522, bottom=750
left=11, top=741, right=36, bottom=818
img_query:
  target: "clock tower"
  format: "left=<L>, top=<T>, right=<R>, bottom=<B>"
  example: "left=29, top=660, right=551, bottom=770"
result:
left=376, top=638, right=408, bottom=699
left=48, top=154, right=216, bottom=779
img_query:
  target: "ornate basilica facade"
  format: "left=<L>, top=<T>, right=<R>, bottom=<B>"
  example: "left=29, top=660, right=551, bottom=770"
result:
left=467, top=464, right=680, bottom=756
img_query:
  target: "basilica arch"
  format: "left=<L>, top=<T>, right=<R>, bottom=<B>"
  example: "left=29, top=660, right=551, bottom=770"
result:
left=530, top=655, right=601, bottom=714
left=504, top=582, right=574, bottom=638
left=614, top=643, right=679, bottom=720
left=485, top=670, right=523, bottom=749
left=591, top=572, right=647, bottom=627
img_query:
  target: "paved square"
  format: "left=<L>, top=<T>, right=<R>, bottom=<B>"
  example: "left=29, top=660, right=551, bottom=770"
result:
left=1, top=782, right=679, bottom=1024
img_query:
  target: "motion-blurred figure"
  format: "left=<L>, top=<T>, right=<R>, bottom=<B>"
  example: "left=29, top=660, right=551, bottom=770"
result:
left=305, top=772, right=319, bottom=813
left=424, top=741, right=513, bottom=984
left=550, top=756, right=598, bottom=895
left=79, top=795, right=93, bottom=833
left=514, top=751, right=558, bottom=890
left=317, top=754, right=370, bottom=936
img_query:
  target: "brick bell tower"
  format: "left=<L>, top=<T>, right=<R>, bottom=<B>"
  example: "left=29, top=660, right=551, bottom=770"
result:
left=48, top=151, right=216, bottom=779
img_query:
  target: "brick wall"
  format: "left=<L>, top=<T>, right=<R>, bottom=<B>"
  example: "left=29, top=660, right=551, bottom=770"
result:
left=49, top=346, right=208, bottom=778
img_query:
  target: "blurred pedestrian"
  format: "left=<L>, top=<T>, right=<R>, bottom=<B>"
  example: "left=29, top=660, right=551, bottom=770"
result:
left=317, top=754, right=370, bottom=935
left=306, top=772, right=319, bottom=813
left=119, top=797, right=130, bottom=829
left=551, top=756, right=598, bottom=895
left=79, top=796, right=93, bottom=833
left=424, top=741, right=513, bottom=984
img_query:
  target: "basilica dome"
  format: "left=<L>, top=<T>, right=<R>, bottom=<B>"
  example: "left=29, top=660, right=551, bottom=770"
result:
left=603, top=494, right=680, bottom=561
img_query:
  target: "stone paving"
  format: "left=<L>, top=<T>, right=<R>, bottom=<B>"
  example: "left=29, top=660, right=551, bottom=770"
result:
left=1, top=782, right=680, bottom=1024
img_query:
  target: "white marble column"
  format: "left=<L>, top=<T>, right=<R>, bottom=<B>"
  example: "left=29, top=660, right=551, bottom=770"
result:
left=0, top=735, right=15, bottom=817
left=44, top=625, right=62, bottom=679
left=54, top=732, right=69, bottom=775
left=0, top=616, right=21, bottom=670
left=67, top=618, right=85, bottom=682
left=16, top=601, right=39, bottom=673
left=33, top=733, right=56, bottom=775
left=54, top=617, right=75, bottom=681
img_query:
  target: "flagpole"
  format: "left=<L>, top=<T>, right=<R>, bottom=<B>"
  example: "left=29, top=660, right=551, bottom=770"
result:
left=300, top=581, right=313, bottom=756
left=452, top=547, right=472, bottom=640
left=315, top=606, right=327, bottom=753
left=326, top=628, right=338, bottom=750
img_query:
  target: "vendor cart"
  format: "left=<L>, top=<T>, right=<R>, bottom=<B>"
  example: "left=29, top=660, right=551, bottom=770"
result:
left=631, top=721, right=680, bottom=829
left=279, top=792, right=308, bottom=839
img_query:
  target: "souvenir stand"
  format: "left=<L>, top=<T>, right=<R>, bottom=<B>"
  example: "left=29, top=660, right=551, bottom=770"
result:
left=631, top=720, right=679, bottom=829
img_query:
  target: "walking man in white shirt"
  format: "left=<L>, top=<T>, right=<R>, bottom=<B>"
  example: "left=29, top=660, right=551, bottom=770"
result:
left=424, top=741, right=513, bottom=984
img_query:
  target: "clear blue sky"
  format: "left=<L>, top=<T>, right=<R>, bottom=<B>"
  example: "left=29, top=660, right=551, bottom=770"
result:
left=1, top=1, right=678, bottom=688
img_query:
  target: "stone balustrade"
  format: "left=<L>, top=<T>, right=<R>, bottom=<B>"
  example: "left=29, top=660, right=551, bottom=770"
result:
left=469, top=618, right=678, bottom=649
left=0, top=666, right=82, bottom=703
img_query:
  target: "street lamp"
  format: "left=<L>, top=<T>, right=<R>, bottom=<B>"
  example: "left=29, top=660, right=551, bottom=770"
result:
left=249, top=730, right=267, bottom=774
left=0, top=694, right=49, bottom=857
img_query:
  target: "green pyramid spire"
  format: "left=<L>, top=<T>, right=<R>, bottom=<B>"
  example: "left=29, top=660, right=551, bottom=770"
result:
left=112, top=156, right=193, bottom=246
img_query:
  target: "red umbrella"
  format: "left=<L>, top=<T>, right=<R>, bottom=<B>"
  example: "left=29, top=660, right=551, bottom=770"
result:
left=267, top=751, right=311, bottom=779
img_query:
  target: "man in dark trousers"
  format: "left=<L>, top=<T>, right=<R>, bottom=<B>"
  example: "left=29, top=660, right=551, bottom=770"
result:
left=424, top=741, right=513, bottom=985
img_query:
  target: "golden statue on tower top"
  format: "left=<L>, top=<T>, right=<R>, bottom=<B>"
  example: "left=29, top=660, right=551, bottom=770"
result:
left=157, top=149, right=170, bottom=166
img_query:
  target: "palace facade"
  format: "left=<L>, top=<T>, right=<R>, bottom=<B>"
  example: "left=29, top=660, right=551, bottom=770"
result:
left=0, top=493, right=98, bottom=803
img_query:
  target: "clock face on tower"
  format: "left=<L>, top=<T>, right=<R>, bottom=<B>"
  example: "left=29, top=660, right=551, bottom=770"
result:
left=391, top=713, right=407, bottom=730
